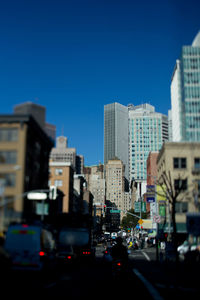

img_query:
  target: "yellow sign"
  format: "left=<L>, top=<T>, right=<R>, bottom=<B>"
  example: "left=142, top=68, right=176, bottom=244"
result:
left=156, top=185, right=166, bottom=201
left=138, top=219, right=144, bottom=225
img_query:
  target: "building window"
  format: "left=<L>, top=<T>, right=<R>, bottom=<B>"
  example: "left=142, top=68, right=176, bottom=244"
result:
left=173, top=158, right=187, bottom=169
left=0, top=128, right=18, bottom=142
left=55, top=168, right=63, bottom=175
left=54, top=180, right=63, bottom=187
left=0, top=151, right=17, bottom=164
left=0, top=173, right=16, bottom=187
left=175, top=202, right=188, bottom=213
left=194, top=158, right=200, bottom=169
left=174, top=179, right=187, bottom=191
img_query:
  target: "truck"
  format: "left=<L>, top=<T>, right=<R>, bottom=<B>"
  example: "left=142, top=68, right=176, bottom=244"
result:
left=57, top=227, right=96, bottom=260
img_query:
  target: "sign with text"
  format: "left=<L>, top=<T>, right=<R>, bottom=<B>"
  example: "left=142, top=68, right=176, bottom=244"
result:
left=156, top=185, right=166, bottom=202
left=134, top=202, right=146, bottom=212
left=147, top=196, right=155, bottom=203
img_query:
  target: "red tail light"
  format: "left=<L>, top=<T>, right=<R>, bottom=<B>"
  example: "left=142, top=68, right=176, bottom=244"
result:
left=22, top=224, right=28, bottom=228
left=117, top=262, right=121, bottom=266
left=39, top=251, right=45, bottom=256
left=83, top=251, right=91, bottom=255
left=67, top=256, right=72, bottom=260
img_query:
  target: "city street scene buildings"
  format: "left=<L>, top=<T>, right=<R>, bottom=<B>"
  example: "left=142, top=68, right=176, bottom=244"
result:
left=1, top=28, right=200, bottom=298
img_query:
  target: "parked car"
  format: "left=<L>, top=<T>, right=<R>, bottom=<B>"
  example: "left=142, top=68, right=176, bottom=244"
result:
left=177, top=240, right=190, bottom=255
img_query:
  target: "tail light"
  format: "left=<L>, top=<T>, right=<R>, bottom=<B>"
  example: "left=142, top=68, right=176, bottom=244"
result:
left=83, top=251, right=91, bottom=255
left=67, top=255, right=72, bottom=260
left=39, top=251, right=45, bottom=256
left=117, top=262, right=122, bottom=266
left=22, top=224, right=28, bottom=228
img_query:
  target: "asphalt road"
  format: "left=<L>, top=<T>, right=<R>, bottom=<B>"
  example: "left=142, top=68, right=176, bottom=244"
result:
left=1, top=245, right=155, bottom=299
left=3, top=245, right=199, bottom=300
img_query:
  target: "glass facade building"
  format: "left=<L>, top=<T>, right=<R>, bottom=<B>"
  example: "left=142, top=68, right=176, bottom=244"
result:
left=104, top=103, right=129, bottom=180
left=129, top=104, right=168, bottom=180
left=171, top=31, right=200, bottom=142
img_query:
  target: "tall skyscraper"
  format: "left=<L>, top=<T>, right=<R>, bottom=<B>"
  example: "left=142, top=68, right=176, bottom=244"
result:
left=104, top=103, right=129, bottom=180
left=171, top=31, right=200, bottom=142
left=129, top=104, right=168, bottom=181
left=105, top=158, right=125, bottom=216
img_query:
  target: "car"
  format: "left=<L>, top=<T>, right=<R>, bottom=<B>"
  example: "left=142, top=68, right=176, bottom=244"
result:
left=4, top=223, right=55, bottom=271
left=56, top=244, right=75, bottom=265
left=103, top=246, right=113, bottom=262
left=177, top=240, right=190, bottom=255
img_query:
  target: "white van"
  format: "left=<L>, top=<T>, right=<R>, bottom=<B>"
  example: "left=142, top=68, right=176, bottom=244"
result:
left=4, top=224, right=55, bottom=271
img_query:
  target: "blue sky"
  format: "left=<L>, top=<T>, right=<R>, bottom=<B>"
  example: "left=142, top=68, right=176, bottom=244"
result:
left=0, top=0, right=200, bottom=165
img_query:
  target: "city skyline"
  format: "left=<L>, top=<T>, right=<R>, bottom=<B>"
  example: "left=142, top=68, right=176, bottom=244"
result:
left=0, top=0, right=200, bottom=165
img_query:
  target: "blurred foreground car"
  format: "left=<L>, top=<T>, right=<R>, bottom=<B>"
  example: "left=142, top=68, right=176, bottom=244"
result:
left=4, top=223, right=55, bottom=271
left=56, top=245, right=75, bottom=265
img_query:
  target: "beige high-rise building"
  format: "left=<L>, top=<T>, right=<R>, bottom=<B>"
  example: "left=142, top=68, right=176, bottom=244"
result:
left=83, top=164, right=105, bottom=217
left=0, top=114, right=53, bottom=231
left=105, top=158, right=125, bottom=214
left=50, top=136, right=76, bottom=170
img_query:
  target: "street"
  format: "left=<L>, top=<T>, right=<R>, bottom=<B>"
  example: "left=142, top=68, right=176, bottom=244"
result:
left=1, top=245, right=200, bottom=299
left=1, top=245, right=154, bottom=299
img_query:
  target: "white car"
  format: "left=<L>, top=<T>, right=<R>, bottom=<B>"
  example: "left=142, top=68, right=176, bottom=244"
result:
left=177, top=241, right=190, bottom=254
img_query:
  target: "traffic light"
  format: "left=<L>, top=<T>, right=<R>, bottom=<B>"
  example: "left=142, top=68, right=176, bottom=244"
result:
left=49, top=186, right=57, bottom=200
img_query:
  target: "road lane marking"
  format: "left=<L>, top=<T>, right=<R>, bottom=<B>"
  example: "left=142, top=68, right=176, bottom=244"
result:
left=133, top=268, right=164, bottom=300
left=142, top=251, right=151, bottom=261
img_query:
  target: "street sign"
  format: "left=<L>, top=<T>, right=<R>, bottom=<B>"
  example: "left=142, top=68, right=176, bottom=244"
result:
left=141, top=202, right=146, bottom=212
left=147, top=185, right=155, bottom=193
left=49, top=186, right=57, bottom=200
left=36, top=203, right=49, bottom=215
left=138, top=219, right=144, bottom=225
left=27, top=192, right=47, bottom=200
left=110, top=209, right=120, bottom=213
left=147, top=197, right=155, bottom=203
left=134, top=202, right=146, bottom=212
left=134, top=202, right=140, bottom=212
left=153, top=215, right=161, bottom=223
left=159, top=205, right=166, bottom=217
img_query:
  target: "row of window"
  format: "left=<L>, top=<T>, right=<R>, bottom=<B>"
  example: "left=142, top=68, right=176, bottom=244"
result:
left=185, top=116, right=200, bottom=129
left=183, top=58, right=200, bottom=70
left=184, top=86, right=200, bottom=98
left=0, top=173, right=16, bottom=187
left=0, top=128, right=18, bottom=142
left=173, top=157, right=200, bottom=169
left=49, top=180, right=63, bottom=187
left=183, top=46, right=200, bottom=56
left=185, top=101, right=200, bottom=114
left=0, top=151, right=17, bottom=164
left=184, top=71, right=200, bottom=84
left=185, top=131, right=200, bottom=141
